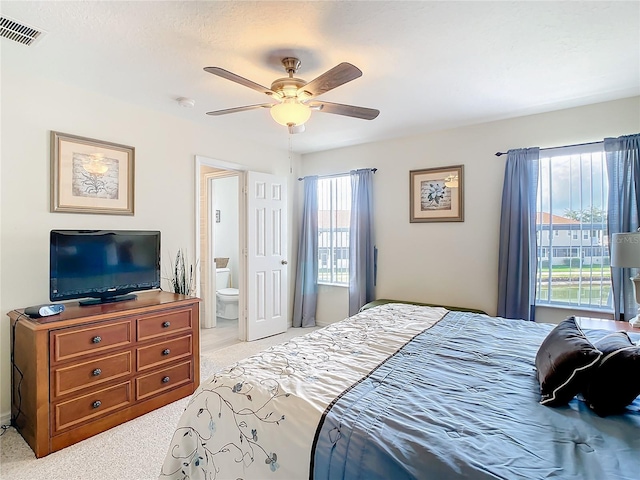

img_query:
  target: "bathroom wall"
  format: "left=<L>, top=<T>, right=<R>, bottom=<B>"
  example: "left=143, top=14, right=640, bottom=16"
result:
left=213, top=176, right=240, bottom=287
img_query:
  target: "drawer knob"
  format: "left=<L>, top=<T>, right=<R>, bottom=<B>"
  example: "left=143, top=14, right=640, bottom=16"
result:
left=162, top=348, right=171, bottom=356
left=162, top=321, right=171, bottom=328
left=92, top=336, right=102, bottom=344
left=162, top=376, right=170, bottom=383
left=92, top=400, right=102, bottom=409
left=92, top=368, right=102, bottom=376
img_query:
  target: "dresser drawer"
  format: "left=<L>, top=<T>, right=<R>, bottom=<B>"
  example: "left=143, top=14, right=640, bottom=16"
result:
left=53, top=381, right=131, bottom=433
left=137, top=308, right=193, bottom=342
left=137, top=335, right=192, bottom=371
left=52, top=351, right=132, bottom=398
left=51, top=320, right=132, bottom=363
left=135, top=360, right=192, bottom=400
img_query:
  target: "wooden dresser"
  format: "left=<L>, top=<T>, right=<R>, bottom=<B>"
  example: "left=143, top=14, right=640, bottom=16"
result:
left=8, top=291, right=200, bottom=458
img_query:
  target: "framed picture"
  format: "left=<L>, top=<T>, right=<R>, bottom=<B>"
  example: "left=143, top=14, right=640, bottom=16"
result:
left=409, top=165, right=464, bottom=223
left=51, top=131, right=135, bottom=215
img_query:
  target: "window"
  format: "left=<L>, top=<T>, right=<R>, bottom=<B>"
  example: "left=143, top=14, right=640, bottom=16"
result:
left=317, top=176, right=351, bottom=285
left=535, top=143, right=611, bottom=310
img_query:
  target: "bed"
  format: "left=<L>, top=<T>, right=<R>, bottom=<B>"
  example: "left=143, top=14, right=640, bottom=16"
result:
left=159, top=303, right=640, bottom=480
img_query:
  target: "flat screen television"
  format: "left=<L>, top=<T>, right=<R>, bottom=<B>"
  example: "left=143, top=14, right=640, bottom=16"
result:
left=50, top=230, right=161, bottom=305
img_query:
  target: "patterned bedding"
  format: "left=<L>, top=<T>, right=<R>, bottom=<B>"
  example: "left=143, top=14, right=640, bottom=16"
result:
left=160, top=304, right=640, bottom=480
left=159, top=303, right=445, bottom=479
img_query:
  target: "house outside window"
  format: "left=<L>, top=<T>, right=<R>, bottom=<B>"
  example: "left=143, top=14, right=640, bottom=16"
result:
left=317, top=175, right=351, bottom=285
left=535, top=143, right=611, bottom=311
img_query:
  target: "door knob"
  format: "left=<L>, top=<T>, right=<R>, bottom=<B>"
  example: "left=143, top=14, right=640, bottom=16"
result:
left=281, top=260, right=288, bottom=265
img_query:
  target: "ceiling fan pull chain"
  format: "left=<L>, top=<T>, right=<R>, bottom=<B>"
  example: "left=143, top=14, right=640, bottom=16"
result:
left=289, top=134, right=293, bottom=174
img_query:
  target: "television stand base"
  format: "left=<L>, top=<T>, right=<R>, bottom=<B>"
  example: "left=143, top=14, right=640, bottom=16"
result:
left=79, top=294, right=138, bottom=306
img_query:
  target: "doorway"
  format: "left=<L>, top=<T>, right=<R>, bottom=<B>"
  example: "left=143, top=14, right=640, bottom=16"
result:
left=195, top=156, right=290, bottom=348
left=195, top=156, right=247, bottom=347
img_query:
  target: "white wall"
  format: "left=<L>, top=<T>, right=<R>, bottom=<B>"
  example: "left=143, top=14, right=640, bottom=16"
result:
left=300, top=96, right=640, bottom=326
left=213, top=176, right=239, bottom=287
left=0, top=67, right=299, bottom=419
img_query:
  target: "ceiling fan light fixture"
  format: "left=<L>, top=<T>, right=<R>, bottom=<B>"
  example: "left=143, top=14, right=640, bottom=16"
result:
left=270, top=99, right=311, bottom=127
left=282, top=85, right=298, bottom=98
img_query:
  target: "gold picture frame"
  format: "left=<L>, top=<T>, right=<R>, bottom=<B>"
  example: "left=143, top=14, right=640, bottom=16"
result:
left=409, top=165, right=464, bottom=223
left=51, top=131, right=135, bottom=215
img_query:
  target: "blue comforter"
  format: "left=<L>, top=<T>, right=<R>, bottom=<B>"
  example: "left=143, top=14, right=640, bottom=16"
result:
left=312, top=311, right=640, bottom=480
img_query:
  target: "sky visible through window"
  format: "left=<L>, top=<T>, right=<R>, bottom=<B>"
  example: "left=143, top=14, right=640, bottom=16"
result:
left=538, top=151, right=607, bottom=218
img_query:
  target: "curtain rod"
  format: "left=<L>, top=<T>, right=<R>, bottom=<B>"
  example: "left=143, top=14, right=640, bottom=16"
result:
left=494, top=140, right=602, bottom=157
left=297, top=168, right=377, bottom=181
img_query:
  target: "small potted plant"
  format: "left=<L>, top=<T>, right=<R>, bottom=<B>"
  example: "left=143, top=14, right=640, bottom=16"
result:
left=166, top=249, right=198, bottom=296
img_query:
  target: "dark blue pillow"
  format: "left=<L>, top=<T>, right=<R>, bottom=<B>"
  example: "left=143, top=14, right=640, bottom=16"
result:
left=535, top=316, right=602, bottom=406
left=582, top=332, right=640, bottom=416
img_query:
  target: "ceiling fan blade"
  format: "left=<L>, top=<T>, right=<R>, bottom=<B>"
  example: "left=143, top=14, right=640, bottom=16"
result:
left=298, top=63, right=362, bottom=99
left=308, top=101, right=380, bottom=120
left=206, top=104, right=273, bottom=116
left=204, top=67, right=277, bottom=96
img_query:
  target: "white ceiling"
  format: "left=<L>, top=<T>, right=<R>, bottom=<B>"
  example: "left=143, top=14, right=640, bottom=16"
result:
left=2, top=1, right=639, bottom=154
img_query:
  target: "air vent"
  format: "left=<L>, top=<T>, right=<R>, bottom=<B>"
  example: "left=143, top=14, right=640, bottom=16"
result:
left=0, top=15, right=45, bottom=46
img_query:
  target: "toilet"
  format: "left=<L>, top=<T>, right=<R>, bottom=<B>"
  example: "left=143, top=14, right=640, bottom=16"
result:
left=216, top=267, right=239, bottom=320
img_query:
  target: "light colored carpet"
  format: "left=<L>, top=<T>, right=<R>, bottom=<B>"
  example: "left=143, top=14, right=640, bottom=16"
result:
left=0, top=326, right=319, bottom=480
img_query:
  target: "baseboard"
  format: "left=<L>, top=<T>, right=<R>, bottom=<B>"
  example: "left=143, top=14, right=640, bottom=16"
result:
left=1, top=411, right=12, bottom=428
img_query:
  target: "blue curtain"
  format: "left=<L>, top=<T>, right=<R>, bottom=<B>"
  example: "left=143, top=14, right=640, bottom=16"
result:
left=497, top=148, right=540, bottom=321
left=605, top=134, right=640, bottom=321
left=348, top=169, right=375, bottom=316
left=292, top=176, right=319, bottom=327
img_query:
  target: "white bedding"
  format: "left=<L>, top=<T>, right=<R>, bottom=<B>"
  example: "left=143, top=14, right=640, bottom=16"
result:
left=159, top=304, right=446, bottom=480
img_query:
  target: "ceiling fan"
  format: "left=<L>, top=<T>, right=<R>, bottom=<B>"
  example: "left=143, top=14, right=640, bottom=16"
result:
left=204, top=57, right=380, bottom=134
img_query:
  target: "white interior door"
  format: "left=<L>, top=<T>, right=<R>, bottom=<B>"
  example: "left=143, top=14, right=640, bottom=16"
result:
left=246, top=171, right=288, bottom=341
